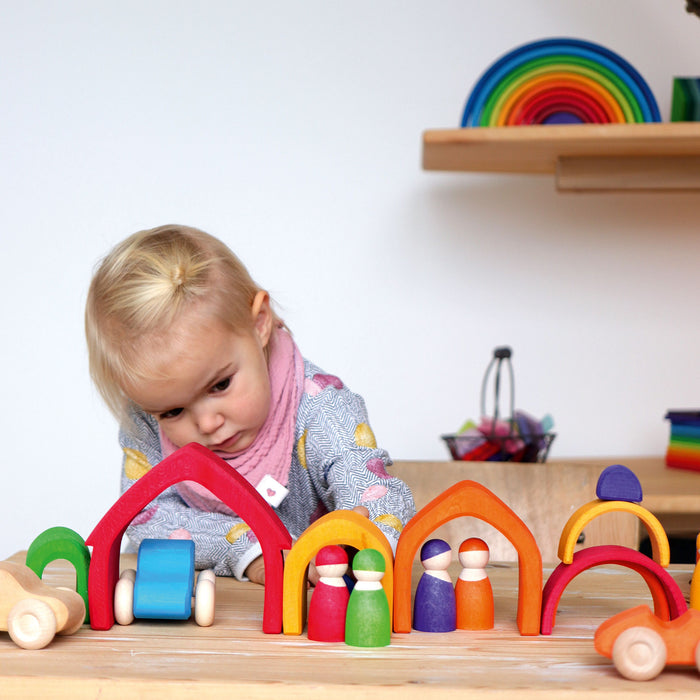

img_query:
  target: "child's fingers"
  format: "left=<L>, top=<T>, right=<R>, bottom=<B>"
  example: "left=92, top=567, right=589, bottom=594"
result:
left=307, top=562, right=320, bottom=587
left=244, top=555, right=266, bottom=586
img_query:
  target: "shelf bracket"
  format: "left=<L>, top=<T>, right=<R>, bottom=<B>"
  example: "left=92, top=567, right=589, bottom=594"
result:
left=556, top=155, right=700, bottom=192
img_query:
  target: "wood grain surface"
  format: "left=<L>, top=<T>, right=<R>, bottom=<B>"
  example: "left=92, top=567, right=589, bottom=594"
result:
left=0, top=552, right=696, bottom=699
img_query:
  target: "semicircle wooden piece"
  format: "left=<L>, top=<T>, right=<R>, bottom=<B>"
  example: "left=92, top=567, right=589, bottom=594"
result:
left=25, top=526, right=91, bottom=624
left=479, top=55, right=645, bottom=126
left=558, top=500, right=670, bottom=567
left=282, top=510, right=394, bottom=635
left=393, top=480, right=542, bottom=636
left=541, top=545, right=687, bottom=635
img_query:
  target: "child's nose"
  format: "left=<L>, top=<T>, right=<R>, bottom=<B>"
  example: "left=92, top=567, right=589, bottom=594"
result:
left=195, top=408, right=225, bottom=435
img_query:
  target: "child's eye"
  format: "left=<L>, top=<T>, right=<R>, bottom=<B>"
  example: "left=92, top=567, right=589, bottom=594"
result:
left=211, top=377, right=231, bottom=393
left=159, top=407, right=183, bottom=420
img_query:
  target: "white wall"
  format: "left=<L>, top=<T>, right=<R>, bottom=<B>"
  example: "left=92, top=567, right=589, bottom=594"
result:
left=2, top=1, right=699, bottom=560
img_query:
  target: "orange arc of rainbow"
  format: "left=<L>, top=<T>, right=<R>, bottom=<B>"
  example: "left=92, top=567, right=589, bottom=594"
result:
left=512, top=87, right=610, bottom=125
left=496, top=73, right=626, bottom=126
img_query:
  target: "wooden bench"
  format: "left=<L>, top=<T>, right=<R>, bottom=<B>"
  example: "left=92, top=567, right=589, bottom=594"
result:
left=388, top=460, right=640, bottom=563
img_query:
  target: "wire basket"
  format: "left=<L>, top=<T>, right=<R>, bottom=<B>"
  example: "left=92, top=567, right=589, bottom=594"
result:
left=441, top=431, right=556, bottom=463
left=441, top=346, right=556, bottom=463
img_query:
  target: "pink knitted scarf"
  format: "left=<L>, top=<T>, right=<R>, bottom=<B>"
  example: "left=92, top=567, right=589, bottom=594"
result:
left=159, top=327, right=304, bottom=515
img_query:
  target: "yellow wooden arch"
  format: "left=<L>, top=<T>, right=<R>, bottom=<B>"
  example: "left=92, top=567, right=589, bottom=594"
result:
left=558, top=500, right=670, bottom=567
left=282, top=510, right=394, bottom=635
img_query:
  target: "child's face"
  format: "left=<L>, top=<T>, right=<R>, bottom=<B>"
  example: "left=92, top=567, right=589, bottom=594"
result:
left=125, top=294, right=273, bottom=456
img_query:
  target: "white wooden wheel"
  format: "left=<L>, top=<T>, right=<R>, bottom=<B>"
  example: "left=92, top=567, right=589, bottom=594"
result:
left=114, top=570, right=136, bottom=626
left=7, top=598, right=57, bottom=650
left=194, top=577, right=216, bottom=627
left=192, top=568, right=216, bottom=594
left=197, top=569, right=216, bottom=585
left=120, top=568, right=136, bottom=583
left=612, top=626, right=667, bottom=681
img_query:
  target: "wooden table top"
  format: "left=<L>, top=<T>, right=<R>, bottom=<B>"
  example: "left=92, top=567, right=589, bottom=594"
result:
left=1, top=552, right=697, bottom=699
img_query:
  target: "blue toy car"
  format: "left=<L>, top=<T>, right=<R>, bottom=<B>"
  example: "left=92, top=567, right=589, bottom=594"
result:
left=114, top=539, right=215, bottom=626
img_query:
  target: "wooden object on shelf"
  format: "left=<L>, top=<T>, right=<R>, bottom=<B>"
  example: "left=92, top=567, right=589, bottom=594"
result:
left=422, top=122, right=700, bottom=191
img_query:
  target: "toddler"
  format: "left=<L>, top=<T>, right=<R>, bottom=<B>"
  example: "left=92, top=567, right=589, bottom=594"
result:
left=85, top=224, right=415, bottom=584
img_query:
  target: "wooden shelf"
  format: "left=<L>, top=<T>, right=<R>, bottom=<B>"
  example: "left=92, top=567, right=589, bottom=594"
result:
left=422, top=122, right=700, bottom=191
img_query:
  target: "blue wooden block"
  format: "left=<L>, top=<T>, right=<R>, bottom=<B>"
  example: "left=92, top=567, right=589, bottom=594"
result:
left=596, top=464, right=643, bottom=503
left=133, top=539, right=195, bottom=620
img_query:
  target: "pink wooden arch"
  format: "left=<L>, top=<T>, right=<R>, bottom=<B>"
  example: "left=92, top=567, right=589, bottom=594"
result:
left=541, top=545, right=687, bottom=635
left=86, top=443, right=292, bottom=633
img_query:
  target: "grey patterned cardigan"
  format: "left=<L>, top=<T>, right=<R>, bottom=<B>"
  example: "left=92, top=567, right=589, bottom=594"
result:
left=118, top=359, right=416, bottom=579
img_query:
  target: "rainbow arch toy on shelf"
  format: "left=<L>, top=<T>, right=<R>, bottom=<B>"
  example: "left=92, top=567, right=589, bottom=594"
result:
left=461, top=37, right=661, bottom=127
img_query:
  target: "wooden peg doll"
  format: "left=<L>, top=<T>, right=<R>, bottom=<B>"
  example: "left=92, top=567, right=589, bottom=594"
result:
left=345, top=548, right=391, bottom=647
left=455, top=537, right=494, bottom=630
left=413, top=538, right=456, bottom=632
left=307, top=545, right=350, bottom=642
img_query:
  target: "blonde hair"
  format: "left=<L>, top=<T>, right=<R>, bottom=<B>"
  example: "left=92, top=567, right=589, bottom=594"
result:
left=86, top=224, right=279, bottom=424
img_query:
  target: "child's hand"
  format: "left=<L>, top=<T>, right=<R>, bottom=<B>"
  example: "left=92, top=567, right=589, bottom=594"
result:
left=307, top=506, right=370, bottom=587
left=352, top=505, right=370, bottom=519
left=244, top=506, right=370, bottom=587
left=245, top=555, right=266, bottom=585
left=307, top=561, right=321, bottom=586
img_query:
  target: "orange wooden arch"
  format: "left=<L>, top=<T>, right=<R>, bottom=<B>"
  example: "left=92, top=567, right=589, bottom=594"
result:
left=558, top=500, right=670, bottom=566
left=282, top=510, right=393, bottom=635
left=393, top=480, right=542, bottom=635
left=86, top=443, right=292, bottom=633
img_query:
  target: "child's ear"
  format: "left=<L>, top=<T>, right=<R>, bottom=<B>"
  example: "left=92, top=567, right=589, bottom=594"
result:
left=251, top=290, right=273, bottom=348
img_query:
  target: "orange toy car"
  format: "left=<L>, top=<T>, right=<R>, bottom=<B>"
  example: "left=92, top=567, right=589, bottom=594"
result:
left=0, top=560, right=85, bottom=649
left=595, top=604, right=700, bottom=681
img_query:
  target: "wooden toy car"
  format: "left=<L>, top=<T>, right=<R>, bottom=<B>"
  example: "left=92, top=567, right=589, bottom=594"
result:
left=114, top=539, right=215, bottom=626
left=594, top=604, right=700, bottom=680
left=0, top=560, right=85, bottom=649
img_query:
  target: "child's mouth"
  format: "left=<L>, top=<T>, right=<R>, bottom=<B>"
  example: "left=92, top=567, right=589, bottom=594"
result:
left=211, top=433, right=241, bottom=453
